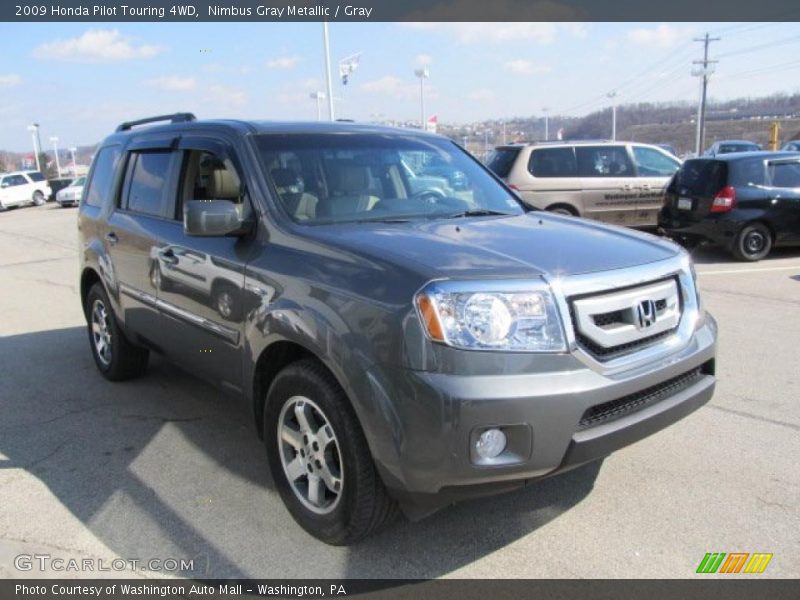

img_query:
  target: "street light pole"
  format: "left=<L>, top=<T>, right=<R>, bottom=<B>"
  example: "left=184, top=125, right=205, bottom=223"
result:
left=50, top=137, right=61, bottom=177
left=414, top=68, right=429, bottom=130
left=322, top=22, right=335, bottom=121
left=27, top=124, right=41, bottom=171
left=69, top=147, right=77, bottom=175
left=606, top=91, right=619, bottom=141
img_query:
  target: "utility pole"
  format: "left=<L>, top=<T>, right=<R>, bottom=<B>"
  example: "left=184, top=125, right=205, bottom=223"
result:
left=606, top=92, right=619, bottom=141
left=692, top=33, right=720, bottom=155
left=414, top=68, right=429, bottom=130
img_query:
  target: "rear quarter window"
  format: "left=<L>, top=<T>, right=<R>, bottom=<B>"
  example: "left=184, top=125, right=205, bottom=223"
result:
left=26, top=172, right=46, bottom=182
left=729, top=158, right=766, bottom=188
left=83, top=146, right=122, bottom=208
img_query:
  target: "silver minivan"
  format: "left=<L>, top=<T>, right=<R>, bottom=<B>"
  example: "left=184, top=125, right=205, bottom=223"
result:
left=487, top=141, right=681, bottom=228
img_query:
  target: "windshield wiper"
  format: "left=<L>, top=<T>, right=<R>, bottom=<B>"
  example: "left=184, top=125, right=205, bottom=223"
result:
left=443, top=209, right=515, bottom=219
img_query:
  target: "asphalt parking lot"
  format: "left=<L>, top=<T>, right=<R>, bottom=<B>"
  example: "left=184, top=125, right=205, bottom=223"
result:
left=0, top=204, right=798, bottom=579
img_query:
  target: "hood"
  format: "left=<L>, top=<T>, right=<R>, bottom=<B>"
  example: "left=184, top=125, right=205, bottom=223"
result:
left=310, top=212, right=680, bottom=279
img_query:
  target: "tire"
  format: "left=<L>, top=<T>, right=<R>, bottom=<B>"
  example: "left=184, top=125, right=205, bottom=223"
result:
left=546, top=204, right=578, bottom=217
left=213, top=282, right=240, bottom=321
left=85, top=283, right=149, bottom=381
left=264, top=359, right=397, bottom=545
left=732, top=222, right=772, bottom=262
left=32, top=191, right=46, bottom=206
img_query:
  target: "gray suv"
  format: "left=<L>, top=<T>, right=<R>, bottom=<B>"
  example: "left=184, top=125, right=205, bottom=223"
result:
left=78, top=114, right=717, bottom=545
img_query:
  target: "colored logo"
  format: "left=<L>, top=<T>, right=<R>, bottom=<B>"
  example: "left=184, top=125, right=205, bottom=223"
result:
left=696, top=552, right=773, bottom=574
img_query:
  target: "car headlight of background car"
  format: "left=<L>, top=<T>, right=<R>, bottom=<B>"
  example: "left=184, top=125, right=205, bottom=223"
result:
left=416, top=279, right=566, bottom=352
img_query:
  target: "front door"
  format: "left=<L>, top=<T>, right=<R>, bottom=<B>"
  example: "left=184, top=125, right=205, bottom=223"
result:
left=152, top=138, right=257, bottom=391
left=765, top=158, right=800, bottom=244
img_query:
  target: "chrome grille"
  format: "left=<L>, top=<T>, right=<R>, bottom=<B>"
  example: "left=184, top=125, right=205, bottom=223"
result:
left=570, top=278, right=682, bottom=360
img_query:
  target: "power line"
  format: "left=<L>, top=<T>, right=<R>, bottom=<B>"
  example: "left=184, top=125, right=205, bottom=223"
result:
left=716, top=34, right=800, bottom=59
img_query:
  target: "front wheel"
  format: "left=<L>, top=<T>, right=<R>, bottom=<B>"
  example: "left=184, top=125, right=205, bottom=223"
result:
left=732, top=222, right=772, bottom=262
left=32, top=191, right=46, bottom=206
left=85, top=283, right=149, bottom=381
left=264, top=359, right=397, bottom=545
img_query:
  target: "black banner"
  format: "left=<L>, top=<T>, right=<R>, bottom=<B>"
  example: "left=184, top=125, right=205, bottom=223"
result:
left=2, top=580, right=800, bottom=600
left=2, top=0, right=800, bottom=22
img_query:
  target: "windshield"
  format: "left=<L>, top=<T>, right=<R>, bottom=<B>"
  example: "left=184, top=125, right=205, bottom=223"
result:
left=718, top=143, right=759, bottom=154
left=254, top=133, right=524, bottom=224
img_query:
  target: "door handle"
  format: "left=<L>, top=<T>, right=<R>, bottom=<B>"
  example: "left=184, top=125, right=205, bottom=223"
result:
left=640, top=183, right=651, bottom=191
left=159, top=248, right=179, bottom=265
left=621, top=184, right=633, bottom=191
left=105, top=232, right=118, bottom=245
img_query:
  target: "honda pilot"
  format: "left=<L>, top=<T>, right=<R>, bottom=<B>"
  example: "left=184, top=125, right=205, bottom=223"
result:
left=78, top=114, right=717, bottom=545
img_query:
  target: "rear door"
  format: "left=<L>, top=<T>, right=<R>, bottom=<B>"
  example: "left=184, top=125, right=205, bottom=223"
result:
left=765, top=158, right=800, bottom=244
left=576, top=145, right=638, bottom=225
left=106, top=136, right=180, bottom=345
left=630, top=145, right=681, bottom=227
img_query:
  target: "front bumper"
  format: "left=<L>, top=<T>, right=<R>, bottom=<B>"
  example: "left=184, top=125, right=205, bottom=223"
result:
left=371, top=317, right=717, bottom=517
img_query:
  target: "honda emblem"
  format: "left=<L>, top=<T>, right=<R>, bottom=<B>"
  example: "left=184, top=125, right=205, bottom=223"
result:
left=635, top=299, right=657, bottom=329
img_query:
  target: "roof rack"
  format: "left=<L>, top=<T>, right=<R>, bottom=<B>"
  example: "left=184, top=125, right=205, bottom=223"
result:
left=116, top=113, right=196, bottom=132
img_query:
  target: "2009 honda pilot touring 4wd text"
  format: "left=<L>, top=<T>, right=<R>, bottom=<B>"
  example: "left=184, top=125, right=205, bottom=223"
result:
left=78, top=114, right=717, bottom=545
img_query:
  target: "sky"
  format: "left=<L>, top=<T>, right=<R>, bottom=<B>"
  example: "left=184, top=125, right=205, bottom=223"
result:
left=1, top=21, right=799, bottom=151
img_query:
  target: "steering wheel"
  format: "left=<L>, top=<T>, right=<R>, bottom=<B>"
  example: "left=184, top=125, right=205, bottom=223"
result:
left=410, top=188, right=447, bottom=204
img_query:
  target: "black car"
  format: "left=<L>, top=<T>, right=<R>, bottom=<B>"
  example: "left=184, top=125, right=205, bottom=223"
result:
left=782, top=140, right=800, bottom=152
left=659, top=152, right=800, bottom=261
left=703, top=140, right=761, bottom=157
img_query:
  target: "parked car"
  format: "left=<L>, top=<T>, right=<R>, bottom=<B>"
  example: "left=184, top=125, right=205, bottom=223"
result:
left=656, top=143, right=679, bottom=158
left=55, top=176, right=86, bottom=207
left=486, top=141, right=681, bottom=227
left=703, top=140, right=761, bottom=156
left=659, top=151, right=800, bottom=261
left=79, top=113, right=716, bottom=545
left=0, top=171, right=52, bottom=210
left=781, top=140, right=800, bottom=152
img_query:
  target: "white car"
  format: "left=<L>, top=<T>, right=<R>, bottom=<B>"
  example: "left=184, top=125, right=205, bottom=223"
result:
left=56, top=176, right=86, bottom=207
left=0, top=171, right=52, bottom=210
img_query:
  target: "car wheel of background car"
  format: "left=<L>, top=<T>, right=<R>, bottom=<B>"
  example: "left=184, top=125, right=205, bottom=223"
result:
left=213, top=282, right=240, bottom=321
left=546, top=204, right=578, bottom=217
left=32, top=191, right=46, bottom=206
left=264, top=358, right=397, bottom=545
left=149, top=262, right=171, bottom=292
left=85, top=282, right=149, bottom=381
left=732, top=222, right=772, bottom=262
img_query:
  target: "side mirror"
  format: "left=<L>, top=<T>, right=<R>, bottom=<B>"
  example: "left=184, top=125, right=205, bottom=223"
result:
left=0, top=182, right=8, bottom=188
left=184, top=200, right=249, bottom=237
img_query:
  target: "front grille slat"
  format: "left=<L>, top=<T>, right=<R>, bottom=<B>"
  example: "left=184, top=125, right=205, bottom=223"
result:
left=577, top=368, right=703, bottom=430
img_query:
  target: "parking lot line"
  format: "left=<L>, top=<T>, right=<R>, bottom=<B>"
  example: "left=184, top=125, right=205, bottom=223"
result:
left=697, top=265, right=800, bottom=276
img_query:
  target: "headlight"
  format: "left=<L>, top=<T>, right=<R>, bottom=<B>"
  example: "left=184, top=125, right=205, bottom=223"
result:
left=415, top=280, right=566, bottom=352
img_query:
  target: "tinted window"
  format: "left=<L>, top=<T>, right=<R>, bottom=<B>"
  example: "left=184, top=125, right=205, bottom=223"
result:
left=576, top=146, right=634, bottom=177
left=676, top=159, right=728, bottom=196
left=84, top=146, right=121, bottom=207
left=632, top=146, right=680, bottom=176
left=27, top=172, right=46, bottom=182
left=529, top=147, right=577, bottom=177
left=124, top=152, right=173, bottom=217
left=729, top=158, right=766, bottom=187
left=768, top=161, right=800, bottom=188
left=3, top=175, right=27, bottom=186
left=255, top=134, right=523, bottom=224
left=486, top=147, right=521, bottom=178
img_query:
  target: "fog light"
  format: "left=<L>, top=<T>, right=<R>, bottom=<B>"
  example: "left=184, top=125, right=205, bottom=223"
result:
left=475, top=428, right=507, bottom=459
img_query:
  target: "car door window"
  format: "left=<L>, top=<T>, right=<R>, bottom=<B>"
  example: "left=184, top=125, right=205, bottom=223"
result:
left=123, top=151, right=173, bottom=217
left=767, top=161, right=800, bottom=189
left=6, top=175, right=27, bottom=186
left=632, top=147, right=680, bottom=177
left=528, top=147, right=577, bottom=177
left=576, top=146, right=634, bottom=177
left=177, top=150, right=252, bottom=221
